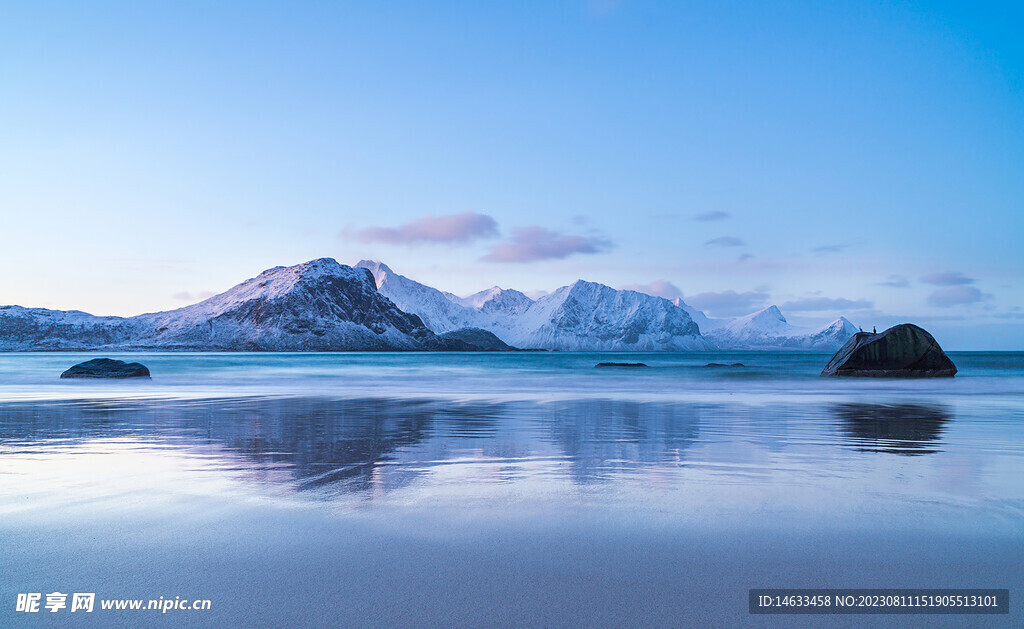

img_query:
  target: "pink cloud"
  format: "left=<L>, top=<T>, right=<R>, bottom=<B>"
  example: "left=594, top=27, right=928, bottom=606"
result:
left=481, top=226, right=612, bottom=263
left=350, top=211, right=499, bottom=245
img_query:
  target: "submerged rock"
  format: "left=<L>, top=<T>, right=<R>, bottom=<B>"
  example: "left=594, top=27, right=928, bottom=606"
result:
left=821, top=324, right=956, bottom=378
left=703, top=362, right=745, bottom=368
left=60, top=358, right=151, bottom=379
left=595, top=362, right=648, bottom=368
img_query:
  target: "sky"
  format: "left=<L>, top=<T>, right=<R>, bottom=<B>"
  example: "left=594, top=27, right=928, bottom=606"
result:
left=1, top=1, right=1021, bottom=349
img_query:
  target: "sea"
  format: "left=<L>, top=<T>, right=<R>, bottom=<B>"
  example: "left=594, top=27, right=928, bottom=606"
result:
left=0, top=351, right=1021, bottom=627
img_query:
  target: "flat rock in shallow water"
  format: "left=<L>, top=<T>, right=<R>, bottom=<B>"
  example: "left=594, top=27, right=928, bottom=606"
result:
left=704, top=362, right=745, bottom=368
left=821, top=324, right=956, bottom=378
left=595, top=362, right=647, bottom=368
left=60, top=358, right=151, bottom=379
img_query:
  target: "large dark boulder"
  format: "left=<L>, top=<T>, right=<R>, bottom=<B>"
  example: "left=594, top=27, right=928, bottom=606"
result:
left=60, top=358, right=151, bottom=379
left=821, top=324, right=956, bottom=377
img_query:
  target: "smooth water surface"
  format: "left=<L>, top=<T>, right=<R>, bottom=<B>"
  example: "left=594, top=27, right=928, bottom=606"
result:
left=1, top=352, right=1022, bottom=627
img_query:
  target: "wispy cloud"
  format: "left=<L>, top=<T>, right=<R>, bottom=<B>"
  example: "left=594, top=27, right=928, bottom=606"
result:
left=692, top=211, right=731, bottom=222
left=481, top=226, right=612, bottom=263
left=585, top=0, right=623, bottom=16
left=704, top=236, right=745, bottom=247
left=928, top=285, right=986, bottom=307
left=781, top=297, right=874, bottom=312
left=921, top=271, right=974, bottom=286
left=811, top=244, right=848, bottom=254
left=620, top=280, right=683, bottom=300
left=994, top=309, right=1024, bottom=320
left=877, top=275, right=910, bottom=288
left=346, top=211, right=499, bottom=245
left=685, top=289, right=769, bottom=317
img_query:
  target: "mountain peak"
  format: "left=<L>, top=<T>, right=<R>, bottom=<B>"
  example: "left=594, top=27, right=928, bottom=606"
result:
left=355, top=260, right=396, bottom=287
left=252, top=257, right=357, bottom=286
left=564, top=279, right=611, bottom=296
left=827, top=316, right=860, bottom=335
left=293, top=257, right=345, bottom=277
left=305, top=257, right=340, bottom=267
left=461, top=285, right=534, bottom=315
left=750, top=305, right=786, bottom=323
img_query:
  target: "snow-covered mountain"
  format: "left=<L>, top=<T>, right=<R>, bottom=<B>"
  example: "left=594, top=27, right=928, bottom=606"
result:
left=671, top=298, right=725, bottom=332
left=132, top=258, right=446, bottom=350
left=452, top=286, right=535, bottom=317
left=703, top=305, right=858, bottom=350
left=505, top=281, right=708, bottom=350
left=0, top=259, right=469, bottom=351
left=356, top=260, right=486, bottom=334
left=0, top=306, right=142, bottom=351
left=0, top=258, right=859, bottom=352
left=356, top=261, right=708, bottom=350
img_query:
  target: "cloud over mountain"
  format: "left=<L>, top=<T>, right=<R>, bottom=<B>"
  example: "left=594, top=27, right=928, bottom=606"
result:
left=481, top=226, right=612, bottom=263
left=348, top=211, right=499, bottom=245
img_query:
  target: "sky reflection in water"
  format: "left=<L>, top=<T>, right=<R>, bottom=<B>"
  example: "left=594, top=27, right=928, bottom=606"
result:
left=1, top=394, right=1018, bottom=530
left=1, top=353, right=1021, bottom=627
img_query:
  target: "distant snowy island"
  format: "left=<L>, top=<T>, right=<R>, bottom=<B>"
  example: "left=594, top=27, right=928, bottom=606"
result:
left=0, top=258, right=858, bottom=352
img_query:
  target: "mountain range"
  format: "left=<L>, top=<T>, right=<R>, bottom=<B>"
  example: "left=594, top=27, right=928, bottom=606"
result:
left=0, top=260, right=467, bottom=351
left=0, top=258, right=858, bottom=351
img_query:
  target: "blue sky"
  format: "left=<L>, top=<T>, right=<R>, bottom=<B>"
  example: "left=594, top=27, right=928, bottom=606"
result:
left=1, top=1, right=1021, bottom=348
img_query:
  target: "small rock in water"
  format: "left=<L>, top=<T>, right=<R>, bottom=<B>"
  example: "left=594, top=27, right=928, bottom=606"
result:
left=60, top=358, right=151, bottom=379
left=703, top=362, right=745, bottom=368
left=595, top=362, right=648, bottom=368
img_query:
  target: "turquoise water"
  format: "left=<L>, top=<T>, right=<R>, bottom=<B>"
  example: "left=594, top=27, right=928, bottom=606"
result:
left=1, top=352, right=1022, bottom=627
left=0, top=351, right=1021, bottom=401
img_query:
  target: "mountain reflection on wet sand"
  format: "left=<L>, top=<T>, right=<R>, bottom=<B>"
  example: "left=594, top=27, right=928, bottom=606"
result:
left=1, top=352, right=1022, bottom=627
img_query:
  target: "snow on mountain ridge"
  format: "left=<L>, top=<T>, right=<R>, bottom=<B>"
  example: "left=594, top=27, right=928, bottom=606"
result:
left=670, top=298, right=723, bottom=332
left=146, top=258, right=368, bottom=322
left=0, top=305, right=141, bottom=350
left=458, top=286, right=535, bottom=316
left=716, top=305, right=791, bottom=336
left=460, top=286, right=504, bottom=309
left=130, top=257, right=444, bottom=350
left=355, top=259, right=393, bottom=287
left=352, top=264, right=707, bottom=350
left=0, top=259, right=457, bottom=351
left=501, top=280, right=708, bottom=350
left=0, top=258, right=860, bottom=352
left=706, top=305, right=857, bottom=350
left=355, top=259, right=484, bottom=334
